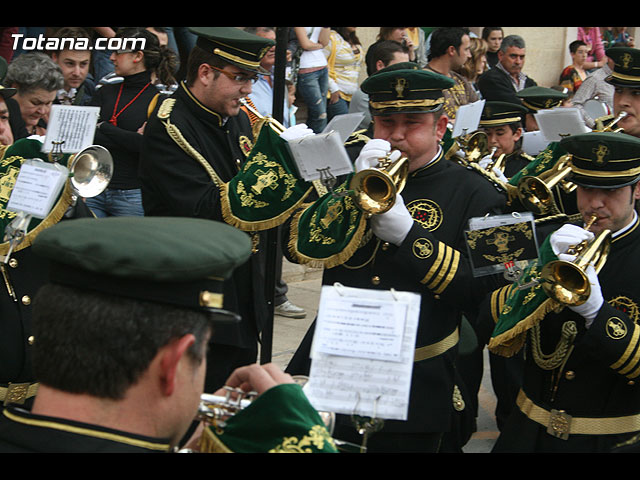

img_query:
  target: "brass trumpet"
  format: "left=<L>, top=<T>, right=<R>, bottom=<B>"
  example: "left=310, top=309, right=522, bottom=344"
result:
left=516, top=154, right=576, bottom=216
left=593, top=111, right=628, bottom=133
left=446, top=130, right=491, bottom=165
left=540, top=214, right=611, bottom=306
left=349, top=150, right=409, bottom=215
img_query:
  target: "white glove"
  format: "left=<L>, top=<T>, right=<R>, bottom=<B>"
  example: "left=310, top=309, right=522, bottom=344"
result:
left=370, top=194, right=414, bottom=246
left=478, top=155, right=492, bottom=169
left=563, top=260, right=603, bottom=327
left=550, top=224, right=595, bottom=256
left=355, top=139, right=394, bottom=172
left=491, top=166, right=508, bottom=183
left=279, top=123, right=314, bottom=142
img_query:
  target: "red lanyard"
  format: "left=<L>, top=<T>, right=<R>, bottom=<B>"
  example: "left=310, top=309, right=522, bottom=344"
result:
left=109, top=81, right=151, bottom=126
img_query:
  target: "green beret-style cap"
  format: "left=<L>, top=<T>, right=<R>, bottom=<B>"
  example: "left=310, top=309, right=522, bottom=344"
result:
left=362, top=68, right=455, bottom=116
left=189, top=26, right=275, bottom=74
left=605, top=47, right=640, bottom=88
left=32, top=217, right=252, bottom=321
left=517, top=86, right=568, bottom=112
left=480, top=101, right=528, bottom=127
left=560, top=131, right=640, bottom=188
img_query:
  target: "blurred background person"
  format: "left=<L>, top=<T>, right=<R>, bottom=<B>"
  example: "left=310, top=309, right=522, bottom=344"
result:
left=456, top=36, right=488, bottom=98
left=50, top=27, right=95, bottom=106
left=87, top=27, right=177, bottom=218
left=3, top=52, right=63, bottom=137
left=324, top=27, right=363, bottom=122
left=577, top=27, right=606, bottom=72
left=559, top=40, right=589, bottom=93
left=482, top=27, right=503, bottom=69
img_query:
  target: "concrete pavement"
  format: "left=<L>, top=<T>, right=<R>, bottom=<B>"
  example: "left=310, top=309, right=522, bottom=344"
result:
left=265, top=259, right=500, bottom=453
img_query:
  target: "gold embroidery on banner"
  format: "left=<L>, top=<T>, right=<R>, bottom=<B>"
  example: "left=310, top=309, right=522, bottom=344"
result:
left=606, top=317, right=628, bottom=340
left=268, top=425, right=336, bottom=453
left=0, top=164, right=21, bottom=220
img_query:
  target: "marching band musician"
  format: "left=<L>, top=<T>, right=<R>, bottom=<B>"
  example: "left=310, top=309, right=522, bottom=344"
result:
left=139, top=27, right=315, bottom=394
left=0, top=217, right=336, bottom=453
left=486, top=131, right=640, bottom=452
left=285, top=67, right=507, bottom=452
left=0, top=88, right=94, bottom=411
left=477, top=101, right=533, bottom=179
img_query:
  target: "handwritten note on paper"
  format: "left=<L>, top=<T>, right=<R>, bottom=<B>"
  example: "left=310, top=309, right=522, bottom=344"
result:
left=305, top=285, right=420, bottom=421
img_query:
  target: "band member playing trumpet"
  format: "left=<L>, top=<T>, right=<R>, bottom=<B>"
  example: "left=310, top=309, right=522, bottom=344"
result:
left=285, top=67, right=507, bottom=452
left=478, top=101, right=533, bottom=179
left=0, top=217, right=336, bottom=453
left=487, top=131, right=640, bottom=452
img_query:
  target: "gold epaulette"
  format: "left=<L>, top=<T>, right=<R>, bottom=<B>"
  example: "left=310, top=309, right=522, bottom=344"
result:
left=344, top=129, right=371, bottom=146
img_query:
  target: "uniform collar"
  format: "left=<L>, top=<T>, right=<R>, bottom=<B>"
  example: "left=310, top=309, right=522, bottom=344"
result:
left=179, top=81, right=225, bottom=127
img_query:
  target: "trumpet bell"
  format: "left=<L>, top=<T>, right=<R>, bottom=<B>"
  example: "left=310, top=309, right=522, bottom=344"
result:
left=540, top=228, right=611, bottom=306
left=69, top=145, right=113, bottom=198
left=349, top=154, right=409, bottom=214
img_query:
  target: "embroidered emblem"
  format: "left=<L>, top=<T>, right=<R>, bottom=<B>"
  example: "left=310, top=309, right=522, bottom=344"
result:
left=412, top=238, right=434, bottom=259
left=269, top=425, right=337, bottom=453
left=621, top=53, right=633, bottom=69
left=0, top=163, right=21, bottom=220
left=606, top=317, right=628, bottom=340
left=593, top=144, right=609, bottom=165
left=251, top=169, right=279, bottom=195
left=486, top=231, right=515, bottom=253
left=544, top=99, right=554, bottom=109
left=238, top=135, right=253, bottom=157
left=407, top=199, right=443, bottom=232
left=393, top=78, right=407, bottom=98
left=609, top=296, right=640, bottom=323
left=320, top=201, right=344, bottom=229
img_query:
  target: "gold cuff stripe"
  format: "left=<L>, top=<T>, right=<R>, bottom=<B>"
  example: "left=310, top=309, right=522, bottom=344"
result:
left=571, top=165, right=640, bottom=178
left=414, top=327, right=459, bottom=362
left=617, top=327, right=640, bottom=378
left=420, top=242, right=445, bottom=285
left=3, top=409, right=170, bottom=451
left=426, top=244, right=453, bottom=291
left=517, top=389, right=640, bottom=435
left=611, top=324, right=640, bottom=371
left=434, top=249, right=459, bottom=294
left=370, top=97, right=445, bottom=110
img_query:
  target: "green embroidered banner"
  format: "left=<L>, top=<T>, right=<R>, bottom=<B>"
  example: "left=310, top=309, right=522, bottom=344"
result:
left=509, top=141, right=567, bottom=186
left=199, top=383, right=338, bottom=453
left=488, top=235, right=563, bottom=356
left=221, top=125, right=313, bottom=232
left=289, top=175, right=367, bottom=269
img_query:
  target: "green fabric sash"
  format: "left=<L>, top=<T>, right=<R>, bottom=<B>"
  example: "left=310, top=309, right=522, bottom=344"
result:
left=221, top=124, right=313, bottom=232
left=199, top=383, right=338, bottom=453
left=488, top=235, right=564, bottom=357
left=288, top=175, right=367, bottom=269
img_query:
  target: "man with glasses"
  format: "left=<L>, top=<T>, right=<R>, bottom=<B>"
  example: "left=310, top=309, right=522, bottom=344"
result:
left=140, top=27, right=312, bottom=395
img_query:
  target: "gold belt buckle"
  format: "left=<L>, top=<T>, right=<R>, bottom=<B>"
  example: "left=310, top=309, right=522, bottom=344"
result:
left=4, top=382, right=32, bottom=406
left=547, top=409, right=572, bottom=440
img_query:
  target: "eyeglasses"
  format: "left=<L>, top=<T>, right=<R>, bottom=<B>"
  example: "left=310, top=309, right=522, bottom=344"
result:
left=208, top=65, right=258, bottom=84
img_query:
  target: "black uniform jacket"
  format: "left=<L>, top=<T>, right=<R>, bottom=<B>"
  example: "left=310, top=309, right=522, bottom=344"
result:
left=0, top=406, right=170, bottom=453
left=493, top=215, right=640, bottom=452
left=139, top=82, right=268, bottom=349
left=288, top=148, right=507, bottom=434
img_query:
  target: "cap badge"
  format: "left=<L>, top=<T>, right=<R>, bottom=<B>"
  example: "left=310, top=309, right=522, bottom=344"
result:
left=393, top=78, right=407, bottom=98
left=593, top=144, right=610, bottom=165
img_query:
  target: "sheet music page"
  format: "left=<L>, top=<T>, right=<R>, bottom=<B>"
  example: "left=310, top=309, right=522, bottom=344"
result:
left=6, top=160, right=68, bottom=218
left=305, top=284, right=420, bottom=420
left=321, top=112, right=366, bottom=143
left=534, top=107, right=590, bottom=142
left=285, top=130, right=354, bottom=182
left=43, top=105, right=100, bottom=153
left=452, top=100, right=485, bottom=137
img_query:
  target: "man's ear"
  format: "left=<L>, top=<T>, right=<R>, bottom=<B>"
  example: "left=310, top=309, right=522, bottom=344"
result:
left=158, top=334, right=196, bottom=397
